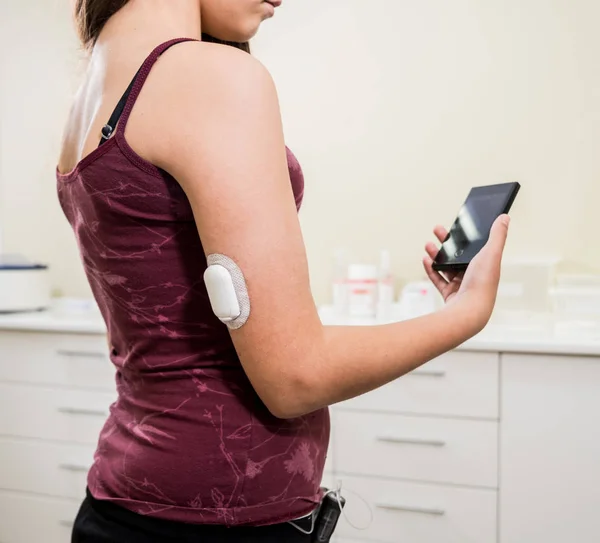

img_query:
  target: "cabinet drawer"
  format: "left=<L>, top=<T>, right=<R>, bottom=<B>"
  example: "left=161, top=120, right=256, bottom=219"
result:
left=0, top=437, right=93, bottom=499
left=0, top=490, right=79, bottom=543
left=337, top=475, right=497, bottom=543
left=0, top=383, right=114, bottom=444
left=334, top=411, right=497, bottom=488
left=339, top=351, right=499, bottom=418
left=0, top=331, right=114, bottom=390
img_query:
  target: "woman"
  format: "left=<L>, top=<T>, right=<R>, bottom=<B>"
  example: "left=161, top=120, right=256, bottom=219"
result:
left=57, top=0, right=510, bottom=541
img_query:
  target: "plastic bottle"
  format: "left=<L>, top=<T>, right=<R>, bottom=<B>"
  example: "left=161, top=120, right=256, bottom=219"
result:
left=347, top=264, right=378, bottom=318
left=332, top=248, right=348, bottom=317
left=377, top=250, right=394, bottom=321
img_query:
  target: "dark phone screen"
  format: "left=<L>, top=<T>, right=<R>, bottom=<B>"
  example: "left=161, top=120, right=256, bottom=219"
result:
left=435, top=184, right=517, bottom=267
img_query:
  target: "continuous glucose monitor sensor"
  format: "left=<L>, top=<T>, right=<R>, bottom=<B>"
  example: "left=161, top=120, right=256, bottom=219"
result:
left=204, top=254, right=250, bottom=330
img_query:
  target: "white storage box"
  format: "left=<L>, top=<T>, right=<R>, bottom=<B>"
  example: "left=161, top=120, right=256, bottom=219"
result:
left=495, top=257, right=560, bottom=314
left=550, top=285, right=600, bottom=321
left=0, top=264, right=51, bottom=313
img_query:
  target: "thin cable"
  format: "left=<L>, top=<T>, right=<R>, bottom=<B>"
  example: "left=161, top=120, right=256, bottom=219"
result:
left=287, top=507, right=318, bottom=535
left=335, top=479, right=374, bottom=531
left=287, top=479, right=374, bottom=536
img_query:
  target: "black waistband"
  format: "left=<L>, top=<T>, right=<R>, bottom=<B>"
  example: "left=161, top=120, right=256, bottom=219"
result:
left=84, top=489, right=309, bottom=539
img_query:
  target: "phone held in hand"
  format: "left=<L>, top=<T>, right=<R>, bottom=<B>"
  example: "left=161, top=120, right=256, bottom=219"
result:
left=432, top=182, right=520, bottom=272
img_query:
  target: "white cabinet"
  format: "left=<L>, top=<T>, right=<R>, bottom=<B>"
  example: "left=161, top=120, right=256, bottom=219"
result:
left=340, top=351, right=499, bottom=419
left=0, top=328, right=114, bottom=543
left=500, top=353, right=600, bottom=543
left=334, top=410, right=498, bottom=488
left=4, top=315, right=600, bottom=543
left=0, top=331, right=114, bottom=390
left=0, top=437, right=94, bottom=499
left=0, top=383, right=114, bottom=443
left=0, top=491, right=79, bottom=543
left=332, top=351, right=500, bottom=543
left=337, top=475, right=497, bottom=543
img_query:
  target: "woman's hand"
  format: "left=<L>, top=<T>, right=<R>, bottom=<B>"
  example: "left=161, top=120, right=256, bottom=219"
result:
left=423, top=215, right=511, bottom=332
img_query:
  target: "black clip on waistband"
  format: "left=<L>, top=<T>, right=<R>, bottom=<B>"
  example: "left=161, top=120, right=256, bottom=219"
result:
left=288, top=487, right=346, bottom=542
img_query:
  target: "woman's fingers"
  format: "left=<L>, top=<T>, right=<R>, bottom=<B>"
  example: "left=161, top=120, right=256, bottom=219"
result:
left=423, top=255, right=449, bottom=295
left=433, top=225, right=449, bottom=244
left=425, top=241, right=455, bottom=283
left=425, top=242, right=439, bottom=260
left=427, top=231, right=460, bottom=282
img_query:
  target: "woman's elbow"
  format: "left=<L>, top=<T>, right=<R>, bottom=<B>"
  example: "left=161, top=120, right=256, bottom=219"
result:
left=260, top=371, right=320, bottom=420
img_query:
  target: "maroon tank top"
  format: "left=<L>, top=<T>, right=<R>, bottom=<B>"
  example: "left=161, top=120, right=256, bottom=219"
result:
left=56, top=39, right=329, bottom=527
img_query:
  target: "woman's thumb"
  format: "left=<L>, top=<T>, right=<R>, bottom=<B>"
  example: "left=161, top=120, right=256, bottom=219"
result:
left=487, top=214, right=510, bottom=254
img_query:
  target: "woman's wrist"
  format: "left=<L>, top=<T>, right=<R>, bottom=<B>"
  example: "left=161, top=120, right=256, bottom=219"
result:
left=442, top=294, right=491, bottom=342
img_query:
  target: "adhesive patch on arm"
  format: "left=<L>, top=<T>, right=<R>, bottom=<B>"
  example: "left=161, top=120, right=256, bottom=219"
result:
left=204, top=254, right=250, bottom=330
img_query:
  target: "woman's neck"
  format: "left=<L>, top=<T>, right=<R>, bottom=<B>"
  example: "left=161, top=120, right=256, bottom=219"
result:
left=97, top=0, right=202, bottom=54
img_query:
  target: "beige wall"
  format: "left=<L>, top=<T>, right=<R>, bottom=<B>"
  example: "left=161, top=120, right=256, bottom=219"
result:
left=1, top=0, right=599, bottom=303
left=0, top=0, right=88, bottom=296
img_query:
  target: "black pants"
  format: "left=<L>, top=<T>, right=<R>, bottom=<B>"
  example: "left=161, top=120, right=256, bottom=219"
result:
left=72, top=491, right=311, bottom=543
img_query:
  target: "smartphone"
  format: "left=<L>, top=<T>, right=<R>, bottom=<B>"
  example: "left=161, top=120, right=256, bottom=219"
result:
left=432, top=182, right=520, bottom=272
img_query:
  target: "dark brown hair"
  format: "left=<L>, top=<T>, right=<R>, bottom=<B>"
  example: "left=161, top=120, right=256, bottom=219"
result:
left=74, top=0, right=250, bottom=52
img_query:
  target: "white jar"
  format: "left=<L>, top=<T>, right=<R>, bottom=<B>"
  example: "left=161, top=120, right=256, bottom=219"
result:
left=347, top=264, right=378, bottom=317
left=399, top=281, right=440, bottom=319
left=332, top=248, right=348, bottom=317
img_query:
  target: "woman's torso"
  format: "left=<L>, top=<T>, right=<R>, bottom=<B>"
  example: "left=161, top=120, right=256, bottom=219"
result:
left=57, top=38, right=329, bottom=527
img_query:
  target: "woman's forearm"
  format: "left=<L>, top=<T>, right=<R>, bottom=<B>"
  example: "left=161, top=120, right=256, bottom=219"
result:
left=282, top=302, right=482, bottom=417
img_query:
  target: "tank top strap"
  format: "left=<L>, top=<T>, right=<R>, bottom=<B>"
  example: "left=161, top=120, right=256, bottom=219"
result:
left=111, top=38, right=198, bottom=139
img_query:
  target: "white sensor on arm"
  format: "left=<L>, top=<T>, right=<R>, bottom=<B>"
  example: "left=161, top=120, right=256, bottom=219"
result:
left=204, top=254, right=251, bottom=329
left=204, top=265, right=241, bottom=322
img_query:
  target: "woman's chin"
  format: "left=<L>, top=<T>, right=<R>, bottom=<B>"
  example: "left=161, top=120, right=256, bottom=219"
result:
left=205, top=17, right=263, bottom=44
left=232, top=21, right=262, bottom=42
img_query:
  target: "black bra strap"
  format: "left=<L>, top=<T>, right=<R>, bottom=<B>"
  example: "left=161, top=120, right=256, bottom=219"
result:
left=98, top=66, right=143, bottom=147
left=97, top=39, right=198, bottom=148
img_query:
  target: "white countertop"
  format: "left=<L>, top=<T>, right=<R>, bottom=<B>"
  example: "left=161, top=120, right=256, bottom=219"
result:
left=460, top=332, right=600, bottom=357
left=0, top=305, right=106, bottom=335
left=318, top=306, right=600, bottom=357
left=1, top=302, right=600, bottom=357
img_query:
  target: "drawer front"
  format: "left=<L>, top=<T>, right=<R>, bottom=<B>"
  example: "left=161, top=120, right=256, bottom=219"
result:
left=0, top=331, right=114, bottom=390
left=0, top=491, right=80, bottom=543
left=339, top=351, right=499, bottom=418
left=334, top=411, right=498, bottom=488
left=337, top=475, right=497, bottom=543
left=0, top=383, right=114, bottom=444
left=0, top=437, right=93, bottom=499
